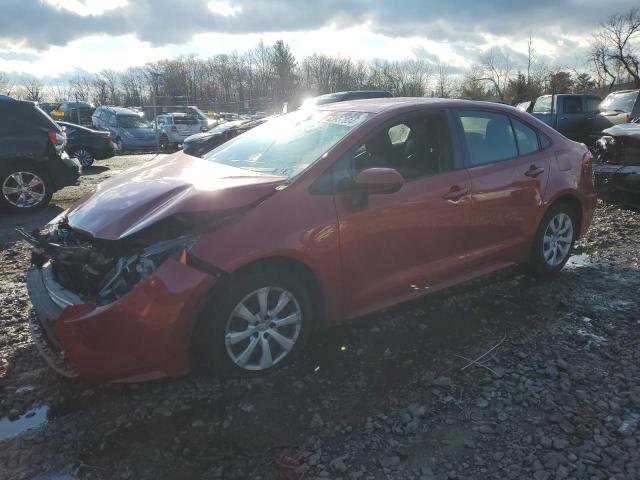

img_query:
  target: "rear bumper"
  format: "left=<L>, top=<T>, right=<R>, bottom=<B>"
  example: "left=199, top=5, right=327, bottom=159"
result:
left=48, top=154, right=81, bottom=190
left=94, top=142, right=116, bottom=160
left=26, top=259, right=217, bottom=382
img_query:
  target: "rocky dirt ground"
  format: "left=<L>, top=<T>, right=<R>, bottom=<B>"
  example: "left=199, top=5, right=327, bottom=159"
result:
left=0, top=154, right=639, bottom=480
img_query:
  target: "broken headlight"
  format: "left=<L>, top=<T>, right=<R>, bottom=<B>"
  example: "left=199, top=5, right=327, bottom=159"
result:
left=96, top=234, right=198, bottom=304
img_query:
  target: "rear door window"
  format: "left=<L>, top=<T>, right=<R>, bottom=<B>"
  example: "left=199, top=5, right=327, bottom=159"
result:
left=511, top=118, right=540, bottom=155
left=456, top=110, right=518, bottom=166
left=586, top=97, right=601, bottom=114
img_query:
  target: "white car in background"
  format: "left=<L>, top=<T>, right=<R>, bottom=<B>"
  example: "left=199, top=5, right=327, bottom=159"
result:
left=155, top=113, right=202, bottom=149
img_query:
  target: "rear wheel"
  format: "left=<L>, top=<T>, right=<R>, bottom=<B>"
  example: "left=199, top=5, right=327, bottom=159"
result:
left=528, top=203, right=577, bottom=275
left=0, top=164, right=53, bottom=212
left=71, top=146, right=94, bottom=168
left=195, top=269, right=313, bottom=378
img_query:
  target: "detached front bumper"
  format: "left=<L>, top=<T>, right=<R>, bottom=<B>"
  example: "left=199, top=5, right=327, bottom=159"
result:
left=26, top=258, right=217, bottom=382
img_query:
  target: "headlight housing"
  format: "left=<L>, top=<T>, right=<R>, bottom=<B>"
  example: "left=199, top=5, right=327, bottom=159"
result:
left=97, top=234, right=198, bottom=304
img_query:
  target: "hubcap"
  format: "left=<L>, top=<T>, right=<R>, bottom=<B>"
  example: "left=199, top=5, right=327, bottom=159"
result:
left=542, top=212, right=573, bottom=267
left=73, top=148, right=93, bottom=167
left=2, top=171, right=46, bottom=208
left=225, top=286, right=302, bottom=371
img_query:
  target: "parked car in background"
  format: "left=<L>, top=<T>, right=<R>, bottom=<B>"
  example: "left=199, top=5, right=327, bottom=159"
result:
left=92, top=106, right=157, bottom=152
left=140, top=105, right=217, bottom=131
left=57, top=121, right=115, bottom=168
left=23, top=98, right=595, bottom=381
left=528, top=94, right=601, bottom=144
left=593, top=118, right=640, bottom=207
left=52, top=101, right=95, bottom=127
left=300, top=90, right=393, bottom=109
left=182, top=119, right=249, bottom=157
left=155, top=113, right=202, bottom=149
left=0, top=95, right=80, bottom=212
left=592, top=90, right=640, bottom=141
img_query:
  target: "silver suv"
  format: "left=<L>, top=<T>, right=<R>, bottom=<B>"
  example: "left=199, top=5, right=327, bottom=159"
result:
left=155, top=113, right=202, bottom=149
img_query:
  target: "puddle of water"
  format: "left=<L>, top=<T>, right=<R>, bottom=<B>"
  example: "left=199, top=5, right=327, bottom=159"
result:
left=565, top=254, right=591, bottom=269
left=0, top=405, right=48, bottom=440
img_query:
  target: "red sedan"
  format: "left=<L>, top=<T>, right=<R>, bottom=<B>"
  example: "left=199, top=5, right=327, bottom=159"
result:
left=23, top=98, right=596, bottom=382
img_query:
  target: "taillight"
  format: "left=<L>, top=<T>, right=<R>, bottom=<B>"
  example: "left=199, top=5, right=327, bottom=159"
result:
left=582, top=151, right=593, bottom=165
left=48, top=131, right=64, bottom=145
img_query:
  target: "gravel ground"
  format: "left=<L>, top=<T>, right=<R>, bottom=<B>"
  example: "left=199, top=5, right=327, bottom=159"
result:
left=0, top=154, right=639, bottom=480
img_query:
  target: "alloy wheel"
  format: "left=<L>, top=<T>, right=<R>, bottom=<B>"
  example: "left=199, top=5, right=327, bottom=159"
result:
left=542, top=212, right=573, bottom=267
left=73, top=148, right=93, bottom=167
left=2, top=171, right=46, bottom=209
left=224, top=286, right=302, bottom=371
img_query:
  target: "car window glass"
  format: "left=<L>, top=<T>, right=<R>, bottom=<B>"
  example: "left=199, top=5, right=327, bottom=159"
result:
left=511, top=118, right=539, bottom=155
left=457, top=110, right=518, bottom=166
left=353, top=111, right=454, bottom=180
left=586, top=98, right=601, bottom=114
left=532, top=97, right=551, bottom=113
left=563, top=96, right=583, bottom=114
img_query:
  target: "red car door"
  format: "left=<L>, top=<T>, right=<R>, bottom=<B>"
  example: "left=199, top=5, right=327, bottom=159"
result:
left=333, top=110, right=471, bottom=320
left=454, top=109, right=550, bottom=272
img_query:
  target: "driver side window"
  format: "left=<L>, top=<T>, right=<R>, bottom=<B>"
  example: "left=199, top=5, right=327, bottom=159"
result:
left=353, top=111, right=455, bottom=181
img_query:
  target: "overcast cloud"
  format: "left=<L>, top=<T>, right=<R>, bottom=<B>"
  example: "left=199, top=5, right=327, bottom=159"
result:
left=0, top=0, right=637, bottom=76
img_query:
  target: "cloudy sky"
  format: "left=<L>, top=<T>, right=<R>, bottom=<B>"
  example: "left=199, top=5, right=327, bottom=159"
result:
left=0, top=0, right=636, bottom=78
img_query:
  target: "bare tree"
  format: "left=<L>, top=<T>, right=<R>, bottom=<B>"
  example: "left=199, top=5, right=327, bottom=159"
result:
left=21, top=76, right=44, bottom=102
left=435, top=62, right=453, bottom=97
left=478, top=48, right=513, bottom=101
left=591, top=7, right=640, bottom=88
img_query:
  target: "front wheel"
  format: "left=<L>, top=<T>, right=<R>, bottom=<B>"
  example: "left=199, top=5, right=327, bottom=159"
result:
left=528, top=204, right=576, bottom=275
left=195, top=269, right=313, bottom=378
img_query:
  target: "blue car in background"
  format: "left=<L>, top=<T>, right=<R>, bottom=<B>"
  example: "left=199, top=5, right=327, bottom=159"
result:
left=92, top=106, right=156, bottom=152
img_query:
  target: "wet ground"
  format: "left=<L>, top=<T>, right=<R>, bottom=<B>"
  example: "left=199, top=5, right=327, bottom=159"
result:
left=1, top=154, right=639, bottom=480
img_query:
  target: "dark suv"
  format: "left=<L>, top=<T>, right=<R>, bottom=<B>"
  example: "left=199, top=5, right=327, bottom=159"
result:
left=0, top=96, right=81, bottom=212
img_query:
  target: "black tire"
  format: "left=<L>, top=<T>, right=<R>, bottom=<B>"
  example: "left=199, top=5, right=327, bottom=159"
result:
left=159, top=135, right=170, bottom=150
left=0, top=163, right=53, bottom=213
left=528, top=203, right=577, bottom=276
left=71, top=146, right=94, bottom=168
left=195, top=268, right=314, bottom=378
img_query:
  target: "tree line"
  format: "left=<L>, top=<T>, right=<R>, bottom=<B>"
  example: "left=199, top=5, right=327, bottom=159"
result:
left=1, top=7, right=638, bottom=112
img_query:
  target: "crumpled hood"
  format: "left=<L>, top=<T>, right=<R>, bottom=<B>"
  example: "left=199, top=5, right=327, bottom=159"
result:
left=602, top=122, right=640, bottom=141
left=64, top=151, right=287, bottom=240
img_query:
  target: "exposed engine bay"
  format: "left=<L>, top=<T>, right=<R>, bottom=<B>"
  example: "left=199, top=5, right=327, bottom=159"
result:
left=17, top=215, right=211, bottom=306
left=593, top=122, right=640, bottom=207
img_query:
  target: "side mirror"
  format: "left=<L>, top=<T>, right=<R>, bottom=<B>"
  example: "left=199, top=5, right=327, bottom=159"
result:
left=354, top=168, right=404, bottom=195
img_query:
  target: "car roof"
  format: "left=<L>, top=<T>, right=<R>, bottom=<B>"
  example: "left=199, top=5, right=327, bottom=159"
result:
left=98, top=106, right=140, bottom=115
left=315, top=97, right=522, bottom=115
left=0, top=95, right=34, bottom=106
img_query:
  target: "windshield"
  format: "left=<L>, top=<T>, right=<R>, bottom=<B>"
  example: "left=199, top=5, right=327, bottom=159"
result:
left=599, top=91, right=638, bottom=113
left=118, top=115, right=152, bottom=129
left=204, top=110, right=372, bottom=178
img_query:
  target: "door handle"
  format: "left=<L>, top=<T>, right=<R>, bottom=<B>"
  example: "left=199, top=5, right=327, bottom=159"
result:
left=560, top=117, right=568, bottom=121
left=442, top=185, right=469, bottom=201
left=524, top=165, right=545, bottom=178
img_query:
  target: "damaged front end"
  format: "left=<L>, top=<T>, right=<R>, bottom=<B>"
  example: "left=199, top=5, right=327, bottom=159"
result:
left=593, top=124, right=640, bottom=207
left=19, top=222, right=197, bottom=307
left=19, top=214, right=221, bottom=380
